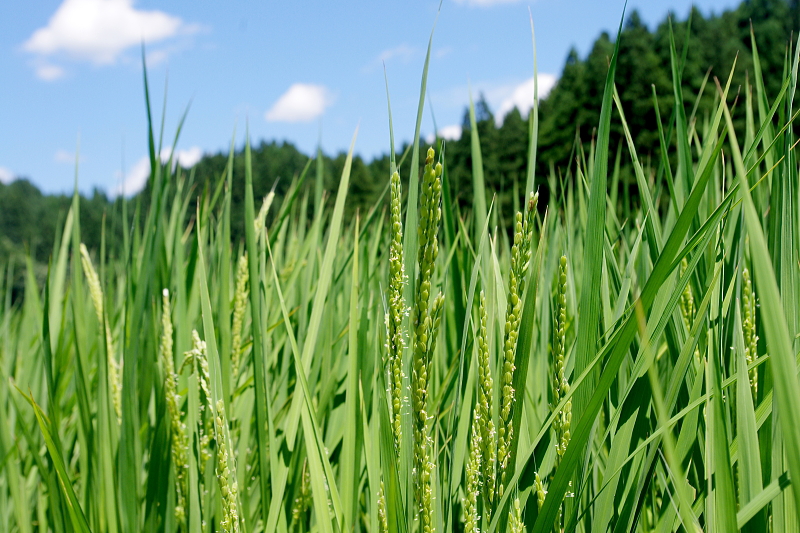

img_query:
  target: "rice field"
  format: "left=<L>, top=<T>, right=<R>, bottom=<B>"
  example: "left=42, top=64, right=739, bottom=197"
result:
left=1, top=13, right=799, bottom=533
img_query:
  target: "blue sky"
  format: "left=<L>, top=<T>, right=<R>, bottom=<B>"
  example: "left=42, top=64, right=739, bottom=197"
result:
left=1, top=0, right=740, bottom=196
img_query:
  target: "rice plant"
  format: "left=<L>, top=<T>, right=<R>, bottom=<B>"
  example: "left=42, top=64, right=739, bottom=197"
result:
left=1, top=9, right=799, bottom=533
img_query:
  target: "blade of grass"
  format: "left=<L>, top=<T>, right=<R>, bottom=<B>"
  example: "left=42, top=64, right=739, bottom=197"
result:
left=571, top=8, right=623, bottom=432
left=734, top=305, right=764, bottom=515
left=21, top=390, right=92, bottom=533
left=285, top=127, right=358, bottom=450
left=738, top=472, right=792, bottom=528
left=340, top=217, right=362, bottom=528
left=242, top=128, right=272, bottom=521
left=467, top=87, right=488, bottom=239
left=720, top=76, right=800, bottom=523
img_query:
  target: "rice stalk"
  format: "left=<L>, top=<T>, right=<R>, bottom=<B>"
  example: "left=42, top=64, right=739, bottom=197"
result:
left=411, top=147, right=443, bottom=533
left=161, top=289, right=188, bottom=526
left=385, top=169, right=406, bottom=459
left=79, top=243, right=122, bottom=423
left=742, top=266, right=759, bottom=399
left=496, top=193, right=537, bottom=500
left=214, top=399, right=241, bottom=533
left=230, top=254, right=249, bottom=383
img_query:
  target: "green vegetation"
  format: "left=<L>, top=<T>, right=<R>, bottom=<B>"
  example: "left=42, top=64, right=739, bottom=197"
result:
left=2, top=1, right=800, bottom=532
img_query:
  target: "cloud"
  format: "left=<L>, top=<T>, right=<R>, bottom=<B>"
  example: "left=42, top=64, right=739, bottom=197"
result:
left=55, top=149, right=83, bottom=163
left=435, top=46, right=453, bottom=59
left=145, top=49, right=170, bottom=67
left=439, top=125, right=462, bottom=140
left=36, top=63, right=65, bottom=81
left=265, top=83, right=333, bottom=123
left=0, top=167, right=14, bottom=184
left=363, top=44, right=416, bottom=73
left=425, top=125, right=463, bottom=144
left=439, top=124, right=461, bottom=141
left=453, top=0, right=521, bottom=6
left=113, top=155, right=150, bottom=196
left=378, top=44, right=415, bottom=64
left=23, top=0, right=194, bottom=70
left=496, top=73, right=557, bottom=123
left=145, top=37, right=203, bottom=67
left=112, top=146, right=202, bottom=196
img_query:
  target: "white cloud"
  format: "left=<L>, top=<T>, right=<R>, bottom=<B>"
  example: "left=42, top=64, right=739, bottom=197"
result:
left=435, top=46, right=453, bottom=59
left=439, top=125, right=462, bottom=140
left=0, top=167, right=14, bottom=184
left=166, top=146, right=203, bottom=168
left=496, top=73, right=557, bottom=123
left=453, top=0, right=521, bottom=6
left=36, top=63, right=65, bottom=81
left=55, top=149, right=82, bottom=163
left=430, top=75, right=556, bottom=120
left=145, top=49, right=170, bottom=67
left=378, top=44, right=415, bottom=64
left=363, top=44, right=416, bottom=73
left=265, top=83, right=333, bottom=123
left=113, top=155, right=149, bottom=196
left=425, top=125, right=463, bottom=145
left=23, top=0, right=193, bottom=69
left=112, top=146, right=202, bottom=196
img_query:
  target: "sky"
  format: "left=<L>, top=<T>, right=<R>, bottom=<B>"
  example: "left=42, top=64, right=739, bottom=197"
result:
left=1, top=0, right=742, bottom=196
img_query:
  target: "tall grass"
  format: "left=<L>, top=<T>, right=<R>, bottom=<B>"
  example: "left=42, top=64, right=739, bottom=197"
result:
left=1, top=12, right=799, bottom=533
